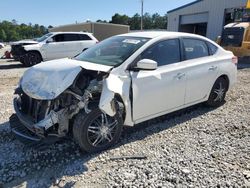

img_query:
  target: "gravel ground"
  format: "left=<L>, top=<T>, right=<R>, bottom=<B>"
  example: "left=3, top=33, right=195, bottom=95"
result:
left=0, top=59, right=249, bottom=188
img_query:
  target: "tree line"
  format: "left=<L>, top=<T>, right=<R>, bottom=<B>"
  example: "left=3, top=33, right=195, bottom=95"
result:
left=0, top=12, right=167, bottom=42
left=0, top=20, right=52, bottom=42
left=98, top=13, right=168, bottom=30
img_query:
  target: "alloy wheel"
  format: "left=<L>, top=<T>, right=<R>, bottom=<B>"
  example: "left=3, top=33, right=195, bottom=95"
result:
left=213, top=81, right=225, bottom=102
left=87, top=113, right=118, bottom=147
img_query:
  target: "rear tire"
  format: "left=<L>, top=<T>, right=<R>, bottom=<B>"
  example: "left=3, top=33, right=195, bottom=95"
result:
left=73, top=109, right=123, bottom=153
left=206, top=77, right=228, bottom=107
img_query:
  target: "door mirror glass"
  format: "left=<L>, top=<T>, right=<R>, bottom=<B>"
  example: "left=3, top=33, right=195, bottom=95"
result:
left=136, top=59, right=157, bottom=70
left=46, top=38, right=54, bottom=43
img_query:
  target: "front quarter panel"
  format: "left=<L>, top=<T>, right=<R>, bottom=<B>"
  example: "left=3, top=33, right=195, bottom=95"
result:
left=99, top=72, right=134, bottom=126
left=24, top=43, right=42, bottom=52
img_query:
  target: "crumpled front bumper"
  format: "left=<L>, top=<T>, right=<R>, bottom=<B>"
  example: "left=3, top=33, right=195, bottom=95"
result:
left=10, top=98, right=60, bottom=143
left=9, top=114, right=42, bottom=142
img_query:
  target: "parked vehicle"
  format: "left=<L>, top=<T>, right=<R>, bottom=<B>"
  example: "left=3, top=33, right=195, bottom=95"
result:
left=10, top=31, right=237, bottom=153
left=216, top=5, right=250, bottom=58
left=217, top=22, right=250, bottom=58
left=10, top=32, right=98, bottom=66
left=0, top=42, right=4, bottom=49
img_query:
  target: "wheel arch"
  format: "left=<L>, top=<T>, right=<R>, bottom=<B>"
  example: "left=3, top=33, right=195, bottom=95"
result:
left=114, top=93, right=126, bottom=123
left=216, top=74, right=230, bottom=91
left=206, top=74, right=230, bottom=101
left=83, top=92, right=126, bottom=122
left=27, top=50, right=43, bottom=61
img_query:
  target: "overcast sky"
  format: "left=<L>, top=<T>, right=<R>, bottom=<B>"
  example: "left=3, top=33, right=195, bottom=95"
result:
left=0, top=0, right=194, bottom=26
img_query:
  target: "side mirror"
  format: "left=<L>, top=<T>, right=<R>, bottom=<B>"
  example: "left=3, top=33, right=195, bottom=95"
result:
left=46, top=38, right=54, bottom=43
left=136, top=59, right=157, bottom=70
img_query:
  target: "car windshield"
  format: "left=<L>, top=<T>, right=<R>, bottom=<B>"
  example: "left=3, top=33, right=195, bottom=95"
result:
left=75, top=36, right=149, bottom=66
left=36, top=33, right=53, bottom=42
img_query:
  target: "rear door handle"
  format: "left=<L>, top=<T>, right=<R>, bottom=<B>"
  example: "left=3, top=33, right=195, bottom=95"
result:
left=208, top=66, right=218, bottom=71
left=174, top=73, right=186, bottom=80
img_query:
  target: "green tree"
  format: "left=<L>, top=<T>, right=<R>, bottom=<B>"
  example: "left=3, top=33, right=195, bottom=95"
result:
left=0, top=29, right=7, bottom=41
left=0, top=20, right=48, bottom=42
left=143, top=13, right=153, bottom=29
left=152, top=13, right=168, bottom=29
left=110, top=13, right=129, bottom=25
left=129, top=13, right=141, bottom=30
left=96, top=19, right=107, bottom=23
left=110, top=12, right=168, bottom=31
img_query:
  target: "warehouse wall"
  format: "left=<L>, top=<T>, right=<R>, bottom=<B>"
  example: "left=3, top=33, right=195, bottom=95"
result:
left=168, top=0, right=247, bottom=40
left=50, top=23, right=92, bottom=33
left=49, top=23, right=130, bottom=41
left=92, top=23, right=130, bottom=41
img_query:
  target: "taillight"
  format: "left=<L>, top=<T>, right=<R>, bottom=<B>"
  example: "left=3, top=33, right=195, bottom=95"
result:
left=232, top=56, right=238, bottom=65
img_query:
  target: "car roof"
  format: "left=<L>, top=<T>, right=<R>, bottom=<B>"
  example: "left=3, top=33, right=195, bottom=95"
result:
left=50, top=32, right=93, bottom=35
left=118, top=31, right=208, bottom=40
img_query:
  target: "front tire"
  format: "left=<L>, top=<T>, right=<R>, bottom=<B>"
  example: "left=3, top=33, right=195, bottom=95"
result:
left=206, top=77, right=228, bottom=107
left=23, top=52, right=42, bottom=66
left=73, top=109, right=123, bottom=153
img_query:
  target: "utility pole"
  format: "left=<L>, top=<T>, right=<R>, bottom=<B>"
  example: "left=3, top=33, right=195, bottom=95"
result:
left=141, top=0, right=144, bottom=30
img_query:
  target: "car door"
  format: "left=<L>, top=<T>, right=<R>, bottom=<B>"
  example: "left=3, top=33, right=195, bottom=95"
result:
left=62, top=34, right=81, bottom=57
left=78, top=34, right=96, bottom=52
left=41, top=34, right=67, bottom=60
left=130, top=39, right=187, bottom=123
left=182, top=38, right=219, bottom=105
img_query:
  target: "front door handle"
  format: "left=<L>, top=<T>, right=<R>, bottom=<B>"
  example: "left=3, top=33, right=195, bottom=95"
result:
left=174, top=73, right=186, bottom=80
left=208, top=66, right=218, bottom=71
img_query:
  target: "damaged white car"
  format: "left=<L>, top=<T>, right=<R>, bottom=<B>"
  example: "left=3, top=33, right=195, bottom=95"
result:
left=10, top=32, right=237, bottom=153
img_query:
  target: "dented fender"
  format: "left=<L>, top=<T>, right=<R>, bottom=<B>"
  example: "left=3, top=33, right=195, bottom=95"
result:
left=99, top=80, right=116, bottom=116
left=99, top=72, right=134, bottom=126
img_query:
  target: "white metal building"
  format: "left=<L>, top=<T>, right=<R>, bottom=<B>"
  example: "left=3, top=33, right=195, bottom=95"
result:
left=167, top=0, right=247, bottom=40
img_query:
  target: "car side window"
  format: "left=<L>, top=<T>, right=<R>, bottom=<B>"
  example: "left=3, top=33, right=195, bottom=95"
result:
left=183, top=38, right=209, bottom=60
left=78, top=34, right=92, bottom=41
left=63, top=34, right=79, bottom=42
left=207, top=42, right=218, bottom=55
left=52, top=34, right=65, bottom=42
left=141, top=39, right=181, bottom=66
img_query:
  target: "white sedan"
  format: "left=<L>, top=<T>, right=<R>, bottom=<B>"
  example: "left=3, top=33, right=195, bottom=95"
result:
left=10, top=31, right=237, bottom=153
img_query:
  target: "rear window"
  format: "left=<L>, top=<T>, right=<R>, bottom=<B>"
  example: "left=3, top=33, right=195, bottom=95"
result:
left=78, top=34, right=92, bottom=41
left=221, top=27, right=245, bottom=47
left=183, top=38, right=209, bottom=60
left=207, top=42, right=218, bottom=55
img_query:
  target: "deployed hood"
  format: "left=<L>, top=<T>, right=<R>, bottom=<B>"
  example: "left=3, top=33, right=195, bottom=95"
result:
left=21, top=58, right=113, bottom=100
left=11, top=40, right=38, bottom=45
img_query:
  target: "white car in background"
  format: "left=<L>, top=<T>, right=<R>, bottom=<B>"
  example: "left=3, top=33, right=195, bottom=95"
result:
left=0, top=42, right=4, bottom=49
left=11, top=32, right=98, bottom=66
left=10, top=31, right=237, bottom=153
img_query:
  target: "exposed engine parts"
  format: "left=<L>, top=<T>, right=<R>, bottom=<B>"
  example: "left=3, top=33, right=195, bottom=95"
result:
left=13, top=69, right=124, bottom=139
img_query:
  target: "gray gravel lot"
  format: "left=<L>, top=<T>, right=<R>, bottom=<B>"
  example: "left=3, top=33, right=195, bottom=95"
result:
left=0, top=59, right=249, bottom=188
